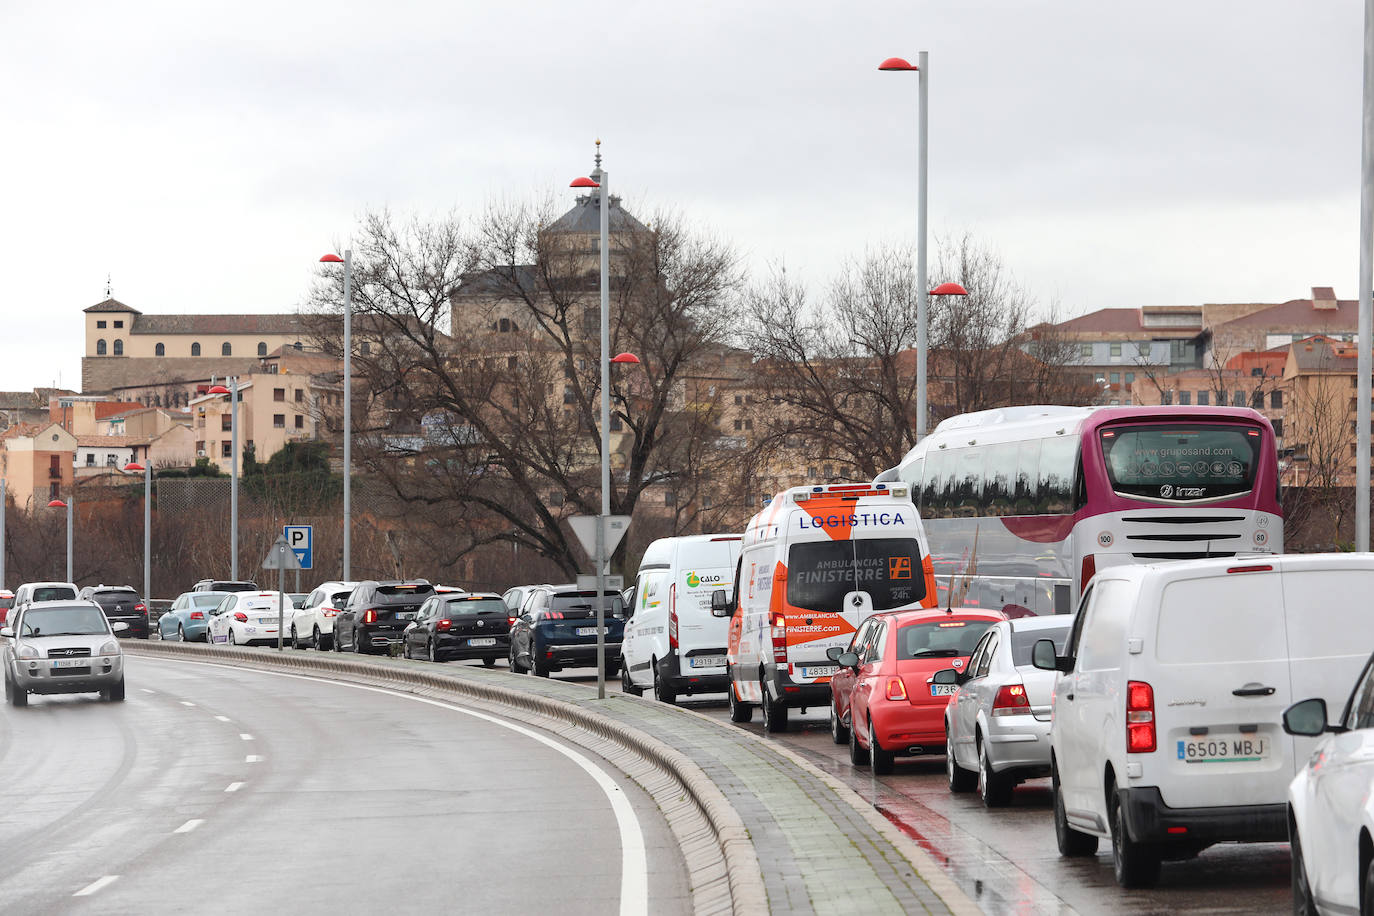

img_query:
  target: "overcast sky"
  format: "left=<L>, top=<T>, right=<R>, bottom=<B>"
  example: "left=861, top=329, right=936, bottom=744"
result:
left=1, top=1, right=1366, bottom=392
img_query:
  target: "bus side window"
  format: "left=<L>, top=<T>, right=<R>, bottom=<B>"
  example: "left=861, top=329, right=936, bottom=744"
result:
left=924, top=449, right=950, bottom=519
left=904, top=457, right=925, bottom=510
left=1039, top=435, right=1079, bottom=515
left=1015, top=439, right=1041, bottom=515
left=984, top=442, right=1016, bottom=517
left=955, top=447, right=984, bottom=518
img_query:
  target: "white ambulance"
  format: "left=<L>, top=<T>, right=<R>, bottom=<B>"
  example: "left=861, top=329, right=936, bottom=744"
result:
left=718, top=483, right=939, bottom=732
left=620, top=534, right=743, bottom=704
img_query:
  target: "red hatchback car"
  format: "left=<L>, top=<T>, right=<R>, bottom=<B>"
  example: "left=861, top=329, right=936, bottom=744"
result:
left=829, top=607, right=1005, bottom=775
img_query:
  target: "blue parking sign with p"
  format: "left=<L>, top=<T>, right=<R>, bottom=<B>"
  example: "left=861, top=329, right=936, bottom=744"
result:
left=284, top=525, right=313, bottom=570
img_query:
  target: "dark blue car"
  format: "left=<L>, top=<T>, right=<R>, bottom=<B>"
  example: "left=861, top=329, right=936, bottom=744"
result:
left=508, top=585, right=625, bottom=678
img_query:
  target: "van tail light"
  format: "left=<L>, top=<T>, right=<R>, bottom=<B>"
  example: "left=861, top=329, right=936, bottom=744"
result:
left=769, top=610, right=787, bottom=663
left=668, top=584, right=679, bottom=650
left=1127, top=680, right=1156, bottom=753
left=885, top=677, right=908, bottom=701
left=363, top=609, right=377, bottom=625
left=991, top=683, right=1031, bottom=716
left=1081, top=553, right=1096, bottom=593
left=436, top=619, right=452, bottom=632
left=190, top=611, right=204, bottom=620
left=233, top=612, right=248, bottom=623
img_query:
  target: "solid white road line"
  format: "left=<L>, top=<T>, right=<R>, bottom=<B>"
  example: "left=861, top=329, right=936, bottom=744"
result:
left=174, top=819, right=204, bottom=834
left=215, top=715, right=231, bottom=722
left=180, top=701, right=196, bottom=707
left=224, top=782, right=244, bottom=793
left=140, top=688, right=155, bottom=694
left=73, top=876, right=118, bottom=896
left=239, top=733, right=253, bottom=741
left=245, top=755, right=263, bottom=763
left=137, top=656, right=650, bottom=916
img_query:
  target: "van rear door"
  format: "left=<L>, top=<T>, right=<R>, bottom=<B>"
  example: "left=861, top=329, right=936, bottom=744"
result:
left=1149, top=569, right=1294, bottom=810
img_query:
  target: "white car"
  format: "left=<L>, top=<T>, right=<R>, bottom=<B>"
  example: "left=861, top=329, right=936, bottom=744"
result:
left=289, top=581, right=357, bottom=650
left=207, top=591, right=294, bottom=647
left=1285, top=650, right=1374, bottom=915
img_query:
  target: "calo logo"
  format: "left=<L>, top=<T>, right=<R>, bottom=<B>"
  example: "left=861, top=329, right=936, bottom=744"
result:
left=687, top=572, right=700, bottom=588
left=685, top=573, right=723, bottom=589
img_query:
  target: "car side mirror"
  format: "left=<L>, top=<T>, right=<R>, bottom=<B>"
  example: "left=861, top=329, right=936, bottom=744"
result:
left=825, top=645, right=846, bottom=662
left=836, top=651, right=860, bottom=671
left=1032, top=638, right=1071, bottom=673
left=1283, top=697, right=1342, bottom=737
left=932, top=668, right=960, bottom=686
left=0, top=626, right=11, bottom=638
left=710, top=589, right=733, bottom=617
left=112, top=621, right=129, bottom=633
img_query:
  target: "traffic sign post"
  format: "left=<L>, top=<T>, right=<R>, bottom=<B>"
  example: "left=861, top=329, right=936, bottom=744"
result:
left=262, top=535, right=302, bottom=651
left=570, top=515, right=630, bottom=697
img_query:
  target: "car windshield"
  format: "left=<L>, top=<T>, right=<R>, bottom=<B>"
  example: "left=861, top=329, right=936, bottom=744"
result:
left=1009, top=622, right=1072, bottom=666
left=1099, top=423, right=1261, bottom=501
left=896, top=619, right=995, bottom=659
left=20, top=605, right=110, bottom=637
left=191, top=593, right=228, bottom=608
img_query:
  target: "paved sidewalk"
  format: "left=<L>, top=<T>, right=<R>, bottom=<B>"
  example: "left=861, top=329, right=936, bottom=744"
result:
left=133, top=644, right=975, bottom=915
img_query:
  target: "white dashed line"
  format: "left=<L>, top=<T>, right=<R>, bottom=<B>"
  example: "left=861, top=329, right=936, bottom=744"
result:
left=140, top=689, right=155, bottom=694
left=173, top=819, right=204, bottom=834
left=239, top=733, right=253, bottom=741
left=180, top=701, right=196, bottom=707
left=224, top=782, right=243, bottom=793
left=214, top=715, right=231, bottom=722
left=245, top=755, right=263, bottom=763
left=74, top=876, right=118, bottom=896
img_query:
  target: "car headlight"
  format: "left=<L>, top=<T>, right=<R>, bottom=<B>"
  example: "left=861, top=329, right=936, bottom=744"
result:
left=98, top=640, right=120, bottom=657
left=16, top=643, right=38, bottom=659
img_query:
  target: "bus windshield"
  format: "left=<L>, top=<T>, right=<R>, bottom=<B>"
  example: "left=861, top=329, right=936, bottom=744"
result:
left=1099, top=423, right=1261, bottom=501
left=786, top=538, right=927, bottom=612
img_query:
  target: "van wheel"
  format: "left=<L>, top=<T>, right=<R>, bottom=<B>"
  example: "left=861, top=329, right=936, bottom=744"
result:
left=829, top=699, right=849, bottom=744
left=1110, top=785, right=1161, bottom=887
left=977, top=736, right=1013, bottom=807
left=728, top=675, right=753, bottom=723
left=848, top=713, right=870, bottom=766
left=621, top=664, right=643, bottom=696
left=652, top=659, right=677, bottom=705
left=761, top=685, right=789, bottom=733
left=869, top=720, right=895, bottom=775
left=1052, top=763, right=1098, bottom=856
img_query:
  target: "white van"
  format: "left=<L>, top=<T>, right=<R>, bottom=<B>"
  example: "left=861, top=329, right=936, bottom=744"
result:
left=620, top=534, right=742, bottom=704
left=1034, top=554, right=1374, bottom=887
left=721, top=482, right=939, bottom=732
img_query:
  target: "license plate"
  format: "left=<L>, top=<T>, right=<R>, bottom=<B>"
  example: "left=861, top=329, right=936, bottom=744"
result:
left=576, top=626, right=603, bottom=636
left=396, top=611, right=416, bottom=621
left=930, top=684, right=958, bottom=696
left=1178, top=736, right=1269, bottom=763
left=690, top=655, right=726, bottom=668
left=467, top=637, right=496, bottom=647
left=800, top=665, right=838, bottom=679
left=51, top=658, right=88, bottom=668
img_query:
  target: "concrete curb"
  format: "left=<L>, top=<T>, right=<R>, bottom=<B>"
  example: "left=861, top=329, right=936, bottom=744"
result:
left=127, top=642, right=766, bottom=915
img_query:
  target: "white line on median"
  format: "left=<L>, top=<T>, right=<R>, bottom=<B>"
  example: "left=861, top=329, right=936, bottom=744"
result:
left=224, top=782, right=243, bottom=792
left=74, top=876, right=118, bottom=896
left=174, top=819, right=204, bottom=834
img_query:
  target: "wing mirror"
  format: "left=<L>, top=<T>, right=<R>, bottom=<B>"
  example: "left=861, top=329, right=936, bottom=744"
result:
left=710, top=589, right=733, bottom=618
left=0, top=626, right=11, bottom=638
left=931, top=667, right=965, bottom=686
left=112, top=621, right=129, bottom=633
left=1031, top=638, right=1073, bottom=674
left=825, top=645, right=845, bottom=662
left=1283, top=697, right=1344, bottom=736
left=836, top=651, right=860, bottom=672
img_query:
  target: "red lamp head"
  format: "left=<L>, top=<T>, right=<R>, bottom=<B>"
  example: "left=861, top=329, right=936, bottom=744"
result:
left=47, top=499, right=67, bottom=509
left=319, top=254, right=344, bottom=263
left=570, top=177, right=600, bottom=189
left=930, top=282, right=969, bottom=296
left=878, top=57, right=919, bottom=71
left=610, top=352, right=640, bottom=365
left=207, top=385, right=231, bottom=395
left=123, top=462, right=145, bottom=473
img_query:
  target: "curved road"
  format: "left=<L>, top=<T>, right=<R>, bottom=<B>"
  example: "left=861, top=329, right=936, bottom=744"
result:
left=0, top=656, right=689, bottom=914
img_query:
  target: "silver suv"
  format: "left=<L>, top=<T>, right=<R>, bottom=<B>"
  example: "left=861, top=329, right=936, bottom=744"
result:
left=3, top=601, right=126, bottom=705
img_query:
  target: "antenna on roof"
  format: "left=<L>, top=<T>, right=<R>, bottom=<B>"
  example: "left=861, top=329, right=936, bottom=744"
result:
left=105, top=274, right=112, bottom=299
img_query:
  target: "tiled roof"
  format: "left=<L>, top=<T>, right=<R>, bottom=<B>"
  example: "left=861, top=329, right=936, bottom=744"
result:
left=1289, top=337, right=1353, bottom=372
left=131, top=313, right=306, bottom=335
left=1218, top=298, right=1358, bottom=330
left=1056, top=309, right=1144, bottom=333
left=83, top=298, right=142, bottom=314
left=83, top=356, right=265, bottom=394
left=545, top=195, right=649, bottom=235
left=74, top=435, right=148, bottom=448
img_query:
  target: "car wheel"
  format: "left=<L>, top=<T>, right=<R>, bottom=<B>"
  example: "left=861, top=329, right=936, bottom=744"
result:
left=482, top=656, right=496, bottom=668
left=428, top=639, right=441, bottom=663
left=313, top=626, right=325, bottom=651
left=653, top=659, right=677, bottom=705
left=977, top=736, right=1013, bottom=807
left=508, top=643, right=523, bottom=673
left=727, top=674, right=753, bottom=723
left=228, top=628, right=238, bottom=646
left=848, top=711, right=870, bottom=766
left=870, top=719, right=895, bottom=776
left=946, top=730, right=977, bottom=792
left=5, top=674, right=26, bottom=708
left=531, top=647, right=549, bottom=677
left=333, top=629, right=344, bottom=652
left=621, top=663, right=643, bottom=696
left=1110, top=784, right=1161, bottom=887
left=1361, top=852, right=1374, bottom=916
left=290, top=627, right=301, bottom=650
left=352, top=631, right=364, bottom=654
left=1290, top=824, right=1318, bottom=916
left=106, top=676, right=126, bottom=702
left=829, top=699, right=849, bottom=745
left=1052, top=763, right=1098, bottom=856
left=177, top=623, right=186, bottom=642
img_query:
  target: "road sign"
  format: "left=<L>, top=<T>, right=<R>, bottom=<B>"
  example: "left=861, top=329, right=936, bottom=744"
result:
left=261, top=534, right=302, bottom=571
left=569, top=515, right=630, bottom=561
left=577, top=575, right=624, bottom=591
left=283, top=525, right=313, bottom=570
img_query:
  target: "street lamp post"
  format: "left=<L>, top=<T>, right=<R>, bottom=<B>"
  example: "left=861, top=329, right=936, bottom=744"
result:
left=124, top=461, right=151, bottom=617
left=1358, top=0, right=1374, bottom=551
left=47, top=498, right=71, bottom=583
left=320, top=251, right=353, bottom=580
left=207, top=380, right=240, bottom=580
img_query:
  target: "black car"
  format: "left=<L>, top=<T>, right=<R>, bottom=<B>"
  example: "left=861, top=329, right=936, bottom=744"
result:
left=78, top=585, right=148, bottom=639
left=334, top=580, right=435, bottom=654
left=402, top=593, right=510, bottom=665
left=508, top=585, right=625, bottom=678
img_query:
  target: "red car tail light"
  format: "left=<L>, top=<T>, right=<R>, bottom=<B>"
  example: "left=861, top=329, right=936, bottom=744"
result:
left=769, top=611, right=787, bottom=663
left=190, top=611, right=204, bottom=620
left=233, top=612, right=248, bottom=623
left=134, top=603, right=147, bottom=615
left=885, top=677, right=908, bottom=701
left=436, top=619, right=452, bottom=631
left=322, top=606, right=339, bottom=617
left=363, top=609, right=377, bottom=625
left=1127, top=680, right=1156, bottom=753
left=991, top=683, right=1031, bottom=716
left=507, top=616, right=517, bottom=627
left=546, top=611, right=564, bottom=620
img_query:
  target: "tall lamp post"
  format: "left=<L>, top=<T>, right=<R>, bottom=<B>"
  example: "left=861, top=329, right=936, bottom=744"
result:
left=47, top=498, right=71, bottom=583
left=320, top=251, right=353, bottom=580
left=570, top=157, right=641, bottom=700
left=207, top=380, right=240, bottom=580
left=1358, top=0, right=1373, bottom=552
left=124, top=461, right=151, bottom=617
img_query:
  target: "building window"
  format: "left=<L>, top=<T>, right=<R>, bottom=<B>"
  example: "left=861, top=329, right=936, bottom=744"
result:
left=294, top=415, right=304, bottom=429
left=273, top=414, right=285, bottom=428
left=1179, top=391, right=1191, bottom=406
left=1198, top=391, right=1210, bottom=406
left=114, top=320, right=123, bottom=329
left=807, top=466, right=817, bottom=478
left=507, top=356, right=518, bottom=370
left=703, top=494, right=713, bottom=509
left=1125, top=372, right=1135, bottom=384
left=221, top=416, right=232, bottom=432
left=664, top=491, right=677, bottom=506
left=106, top=454, right=117, bottom=467
left=1273, top=419, right=1283, bottom=438
left=222, top=342, right=232, bottom=356
left=563, top=387, right=575, bottom=405
left=498, top=318, right=513, bottom=333
left=274, top=388, right=286, bottom=402
left=85, top=453, right=95, bottom=466
left=257, top=342, right=267, bottom=357
left=744, top=418, right=753, bottom=430
left=1252, top=391, right=1264, bottom=409
left=191, top=343, right=201, bottom=356
left=96, top=339, right=107, bottom=355
left=1233, top=390, right=1245, bottom=407
left=295, top=389, right=304, bottom=403
left=360, top=341, right=371, bottom=355
left=1109, top=372, right=1120, bottom=384
left=733, top=419, right=743, bottom=431
left=113, top=339, right=123, bottom=356
left=1271, top=390, right=1283, bottom=409
left=1110, top=343, right=1122, bottom=357
left=221, top=441, right=232, bottom=458
left=734, top=395, right=743, bottom=405
left=582, top=307, right=598, bottom=332
left=50, top=483, right=59, bottom=500
left=155, top=342, right=165, bottom=356
left=610, top=415, right=623, bottom=432
left=549, top=491, right=565, bottom=507
left=1139, top=342, right=1151, bottom=356
left=1162, top=390, right=1173, bottom=405
left=96, top=320, right=107, bottom=329
left=1079, top=343, right=1092, bottom=358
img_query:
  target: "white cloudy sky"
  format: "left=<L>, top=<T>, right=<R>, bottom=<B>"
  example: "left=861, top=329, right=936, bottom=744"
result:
left=0, top=1, right=1365, bottom=391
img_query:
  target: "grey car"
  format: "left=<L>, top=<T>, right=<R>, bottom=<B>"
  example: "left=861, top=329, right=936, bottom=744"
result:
left=3, top=600, right=127, bottom=705
left=939, top=615, right=1071, bottom=807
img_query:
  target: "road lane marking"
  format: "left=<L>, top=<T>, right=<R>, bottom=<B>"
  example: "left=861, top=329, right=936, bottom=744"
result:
left=245, top=755, right=263, bottom=763
left=180, top=701, right=196, bottom=707
left=174, top=819, right=204, bottom=834
left=224, top=782, right=243, bottom=792
left=139, top=656, right=649, bottom=916
left=140, top=689, right=155, bottom=694
left=215, top=715, right=231, bottom=722
left=239, top=733, right=253, bottom=741
left=74, top=876, right=118, bottom=896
